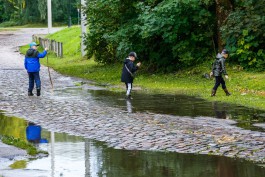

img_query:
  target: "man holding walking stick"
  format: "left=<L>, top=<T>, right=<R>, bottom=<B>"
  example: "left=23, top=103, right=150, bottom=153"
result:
left=24, top=42, right=48, bottom=96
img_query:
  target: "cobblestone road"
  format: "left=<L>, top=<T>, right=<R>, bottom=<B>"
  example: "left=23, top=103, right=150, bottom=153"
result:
left=0, top=29, right=264, bottom=163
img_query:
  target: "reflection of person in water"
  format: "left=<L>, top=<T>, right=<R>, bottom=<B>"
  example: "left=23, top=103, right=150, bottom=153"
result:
left=26, top=122, right=48, bottom=144
left=212, top=102, right=231, bottom=119
left=217, top=157, right=235, bottom=177
left=126, top=99, right=133, bottom=113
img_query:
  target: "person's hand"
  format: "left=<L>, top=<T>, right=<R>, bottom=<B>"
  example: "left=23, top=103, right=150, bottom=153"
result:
left=225, top=75, right=229, bottom=79
left=137, top=62, right=141, bottom=67
left=45, top=47, right=48, bottom=51
left=210, top=72, right=213, bottom=77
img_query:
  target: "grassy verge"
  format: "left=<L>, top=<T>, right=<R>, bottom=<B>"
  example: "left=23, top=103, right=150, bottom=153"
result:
left=0, top=28, right=18, bottom=32
left=20, top=26, right=265, bottom=110
left=1, top=136, right=47, bottom=156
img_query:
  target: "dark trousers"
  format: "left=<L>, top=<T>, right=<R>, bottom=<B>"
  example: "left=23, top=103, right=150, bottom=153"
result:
left=213, top=76, right=226, bottom=90
left=125, top=83, right=133, bottom=96
left=28, top=72, right=41, bottom=92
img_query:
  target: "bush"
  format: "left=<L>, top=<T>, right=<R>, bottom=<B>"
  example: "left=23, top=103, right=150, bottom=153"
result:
left=85, top=0, right=215, bottom=72
left=221, top=0, right=265, bottom=71
left=135, top=0, right=215, bottom=72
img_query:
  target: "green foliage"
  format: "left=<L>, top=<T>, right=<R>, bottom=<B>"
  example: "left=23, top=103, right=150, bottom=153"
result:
left=0, top=0, right=80, bottom=25
left=0, top=0, right=21, bottom=23
left=136, top=0, right=215, bottom=72
left=85, top=0, right=137, bottom=64
left=221, top=0, right=265, bottom=71
left=85, top=0, right=215, bottom=72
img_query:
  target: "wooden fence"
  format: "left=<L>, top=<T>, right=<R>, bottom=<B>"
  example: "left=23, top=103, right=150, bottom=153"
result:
left=32, top=35, right=63, bottom=58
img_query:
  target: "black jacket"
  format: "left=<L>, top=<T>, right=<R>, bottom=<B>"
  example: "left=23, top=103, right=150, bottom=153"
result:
left=212, top=53, right=228, bottom=77
left=121, top=58, right=138, bottom=83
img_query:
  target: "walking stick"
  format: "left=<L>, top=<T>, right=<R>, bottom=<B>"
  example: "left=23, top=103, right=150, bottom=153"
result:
left=46, top=53, right=54, bottom=89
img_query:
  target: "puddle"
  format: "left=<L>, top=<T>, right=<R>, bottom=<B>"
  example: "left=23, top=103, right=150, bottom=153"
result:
left=0, top=114, right=265, bottom=177
left=55, top=88, right=265, bottom=131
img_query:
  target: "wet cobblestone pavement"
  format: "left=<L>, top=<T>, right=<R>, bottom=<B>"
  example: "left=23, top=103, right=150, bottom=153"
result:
left=0, top=29, right=264, bottom=163
left=0, top=141, right=27, bottom=159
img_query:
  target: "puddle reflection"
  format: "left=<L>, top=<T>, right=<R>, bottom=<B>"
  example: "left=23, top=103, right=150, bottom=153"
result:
left=53, top=87, right=265, bottom=131
left=26, top=122, right=48, bottom=144
left=0, top=115, right=265, bottom=177
left=86, top=89, right=265, bottom=131
left=126, top=99, right=133, bottom=113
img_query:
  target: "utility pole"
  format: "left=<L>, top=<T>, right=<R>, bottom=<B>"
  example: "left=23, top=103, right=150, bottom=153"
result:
left=47, top=0, right=52, bottom=34
left=81, top=0, right=87, bottom=57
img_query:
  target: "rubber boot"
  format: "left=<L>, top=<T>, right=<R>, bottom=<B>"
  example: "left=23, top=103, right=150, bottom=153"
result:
left=223, top=88, right=231, bottom=96
left=125, top=95, right=133, bottom=100
left=28, top=91, right=34, bottom=96
left=36, top=88, right=41, bottom=96
left=211, top=89, right=216, bottom=97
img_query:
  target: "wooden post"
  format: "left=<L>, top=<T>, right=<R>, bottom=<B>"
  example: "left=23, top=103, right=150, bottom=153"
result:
left=56, top=42, right=59, bottom=57
left=60, top=42, right=63, bottom=58
left=48, top=39, right=50, bottom=50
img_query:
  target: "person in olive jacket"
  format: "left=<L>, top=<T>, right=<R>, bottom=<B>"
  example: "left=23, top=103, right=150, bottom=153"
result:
left=121, top=52, right=141, bottom=99
left=210, top=49, right=231, bottom=97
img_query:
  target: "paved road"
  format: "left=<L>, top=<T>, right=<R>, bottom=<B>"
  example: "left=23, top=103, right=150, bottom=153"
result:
left=0, top=28, right=264, bottom=163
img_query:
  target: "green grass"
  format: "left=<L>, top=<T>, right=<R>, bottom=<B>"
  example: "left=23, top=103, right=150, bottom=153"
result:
left=0, top=28, right=18, bottom=32
left=0, top=21, right=67, bottom=28
left=45, top=26, right=82, bottom=56
left=20, top=26, right=265, bottom=110
left=1, top=136, right=47, bottom=156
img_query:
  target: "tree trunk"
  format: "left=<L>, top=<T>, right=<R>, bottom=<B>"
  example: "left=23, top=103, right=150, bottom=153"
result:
left=215, top=0, right=233, bottom=52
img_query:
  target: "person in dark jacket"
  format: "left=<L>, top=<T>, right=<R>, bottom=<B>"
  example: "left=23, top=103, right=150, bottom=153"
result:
left=24, top=42, right=48, bottom=96
left=210, top=49, right=231, bottom=96
left=121, top=52, right=141, bottom=99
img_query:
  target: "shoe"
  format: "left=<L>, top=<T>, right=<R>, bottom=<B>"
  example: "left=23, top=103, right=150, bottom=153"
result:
left=125, top=95, right=133, bottom=100
left=37, top=88, right=41, bottom=96
left=211, top=89, right=216, bottom=97
left=28, top=91, right=34, bottom=96
left=223, top=88, right=231, bottom=96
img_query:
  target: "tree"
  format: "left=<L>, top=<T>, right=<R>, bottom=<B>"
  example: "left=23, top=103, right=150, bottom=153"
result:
left=38, top=0, right=46, bottom=21
left=215, top=0, right=233, bottom=51
left=0, top=0, right=79, bottom=25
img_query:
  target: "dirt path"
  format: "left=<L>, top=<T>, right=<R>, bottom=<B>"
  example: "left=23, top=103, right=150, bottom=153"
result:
left=0, top=28, right=264, bottom=164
